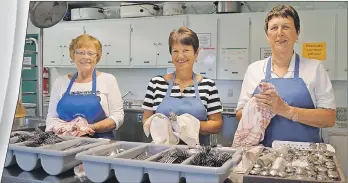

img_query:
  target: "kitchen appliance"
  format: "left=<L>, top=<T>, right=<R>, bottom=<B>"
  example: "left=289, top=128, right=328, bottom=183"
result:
left=162, top=2, right=185, bottom=16
left=215, top=1, right=241, bottom=13
left=120, top=2, right=160, bottom=18
left=71, top=7, right=105, bottom=21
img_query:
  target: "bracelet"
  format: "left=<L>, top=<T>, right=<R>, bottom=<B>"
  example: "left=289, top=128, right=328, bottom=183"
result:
left=291, top=107, right=299, bottom=121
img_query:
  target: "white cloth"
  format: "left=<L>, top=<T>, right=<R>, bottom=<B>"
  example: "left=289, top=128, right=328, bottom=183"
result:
left=237, top=52, right=336, bottom=111
left=169, top=113, right=200, bottom=146
left=45, top=72, right=124, bottom=132
left=143, top=113, right=179, bottom=145
left=143, top=113, right=200, bottom=146
left=232, top=83, right=276, bottom=148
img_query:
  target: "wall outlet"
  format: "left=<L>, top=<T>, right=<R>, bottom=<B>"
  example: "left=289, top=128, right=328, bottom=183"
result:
left=228, top=89, right=233, bottom=97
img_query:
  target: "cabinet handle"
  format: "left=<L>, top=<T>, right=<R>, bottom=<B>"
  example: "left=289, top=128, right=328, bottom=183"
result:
left=224, top=69, right=228, bottom=71
left=153, top=43, right=157, bottom=46
left=116, top=61, right=121, bottom=63
left=208, top=68, right=212, bottom=71
left=168, top=61, right=172, bottom=63
left=50, top=61, right=55, bottom=63
left=144, top=61, right=150, bottom=63
left=158, top=42, right=162, bottom=45
left=103, top=44, right=107, bottom=47
left=345, top=68, right=347, bottom=72
left=232, top=72, right=239, bottom=74
left=200, top=72, right=206, bottom=74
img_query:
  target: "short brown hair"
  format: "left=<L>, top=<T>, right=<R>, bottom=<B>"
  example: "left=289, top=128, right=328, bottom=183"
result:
left=168, top=26, right=199, bottom=54
left=69, top=34, right=102, bottom=63
left=264, top=5, right=300, bottom=35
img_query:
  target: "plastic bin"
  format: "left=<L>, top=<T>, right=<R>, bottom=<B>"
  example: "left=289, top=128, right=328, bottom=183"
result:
left=6, top=136, right=110, bottom=175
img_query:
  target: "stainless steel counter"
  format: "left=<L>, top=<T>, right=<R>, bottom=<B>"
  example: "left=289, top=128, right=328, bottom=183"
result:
left=11, top=117, right=46, bottom=131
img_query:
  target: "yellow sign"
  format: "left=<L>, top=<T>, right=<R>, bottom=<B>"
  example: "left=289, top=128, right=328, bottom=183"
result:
left=302, top=42, right=326, bottom=61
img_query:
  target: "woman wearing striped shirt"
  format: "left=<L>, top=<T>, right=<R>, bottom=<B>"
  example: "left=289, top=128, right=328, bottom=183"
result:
left=141, top=26, right=223, bottom=145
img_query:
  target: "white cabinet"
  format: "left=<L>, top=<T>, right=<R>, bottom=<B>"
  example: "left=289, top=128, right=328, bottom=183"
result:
left=43, top=22, right=84, bottom=67
left=187, top=15, right=218, bottom=79
left=297, top=10, right=337, bottom=79
left=85, top=20, right=131, bottom=67
left=218, top=14, right=250, bottom=80
left=336, top=9, right=347, bottom=80
left=250, top=12, right=269, bottom=63
left=130, top=16, right=187, bottom=67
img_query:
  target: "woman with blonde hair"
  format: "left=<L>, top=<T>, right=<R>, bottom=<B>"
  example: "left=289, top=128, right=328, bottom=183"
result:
left=45, top=34, right=124, bottom=139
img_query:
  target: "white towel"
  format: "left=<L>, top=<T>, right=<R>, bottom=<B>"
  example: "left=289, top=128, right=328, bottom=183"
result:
left=143, top=113, right=179, bottom=145
left=169, top=112, right=200, bottom=146
left=143, top=113, right=200, bottom=146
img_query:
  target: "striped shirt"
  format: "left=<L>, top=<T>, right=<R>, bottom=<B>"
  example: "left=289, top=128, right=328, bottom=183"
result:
left=142, top=75, right=223, bottom=115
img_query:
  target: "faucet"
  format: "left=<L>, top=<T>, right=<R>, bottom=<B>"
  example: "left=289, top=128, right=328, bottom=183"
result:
left=122, top=91, right=132, bottom=99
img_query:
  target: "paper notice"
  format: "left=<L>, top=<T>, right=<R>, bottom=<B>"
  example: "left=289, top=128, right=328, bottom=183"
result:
left=302, top=42, right=326, bottom=61
left=260, top=47, right=272, bottom=59
left=221, top=48, right=248, bottom=65
left=197, top=33, right=211, bottom=48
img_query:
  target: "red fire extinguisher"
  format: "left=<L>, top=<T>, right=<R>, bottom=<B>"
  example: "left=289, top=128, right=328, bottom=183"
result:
left=43, top=67, right=49, bottom=96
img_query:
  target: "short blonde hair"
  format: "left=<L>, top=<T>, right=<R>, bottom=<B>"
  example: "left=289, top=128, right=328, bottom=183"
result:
left=69, top=34, right=102, bottom=63
left=168, top=26, right=199, bottom=54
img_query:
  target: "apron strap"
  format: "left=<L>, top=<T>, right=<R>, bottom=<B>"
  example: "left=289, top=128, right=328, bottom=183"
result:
left=165, top=72, right=176, bottom=98
left=265, top=56, right=272, bottom=81
left=166, top=72, right=200, bottom=99
left=65, top=69, right=97, bottom=95
left=294, top=53, right=300, bottom=79
left=192, top=73, right=200, bottom=99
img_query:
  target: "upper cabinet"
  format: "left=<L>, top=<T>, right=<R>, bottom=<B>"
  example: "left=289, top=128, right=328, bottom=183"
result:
left=42, top=9, right=346, bottom=81
left=130, top=16, right=187, bottom=67
left=187, top=14, right=218, bottom=79
left=336, top=9, right=347, bottom=81
left=43, top=22, right=85, bottom=67
left=85, top=20, right=131, bottom=67
left=296, top=10, right=337, bottom=79
left=217, top=13, right=250, bottom=80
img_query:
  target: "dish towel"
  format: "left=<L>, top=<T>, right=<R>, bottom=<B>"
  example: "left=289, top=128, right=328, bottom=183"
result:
left=169, top=112, right=200, bottom=146
left=52, top=117, right=91, bottom=137
left=143, top=113, right=200, bottom=145
left=143, top=113, right=179, bottom=145
left=232, top=82, right=276, bottom=148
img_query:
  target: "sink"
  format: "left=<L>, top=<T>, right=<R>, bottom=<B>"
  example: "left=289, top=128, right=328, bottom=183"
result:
left=12, top=117, right=46, bottom=131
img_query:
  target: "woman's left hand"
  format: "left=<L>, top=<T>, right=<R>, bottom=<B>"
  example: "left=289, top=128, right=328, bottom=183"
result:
left=254, top=89, right=289, bottom=115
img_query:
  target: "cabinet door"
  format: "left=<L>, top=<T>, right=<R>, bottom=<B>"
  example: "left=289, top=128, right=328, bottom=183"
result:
left=130, top=18, right=158, bottom=66
left=59, top=22, right=85, bottom=66
left=297, top=10, right=336, bottom=79
left=218, top=14, right=250, bottom=80
left=336, top=9, right=347, bottom=80
left=155, top=16, right=187, bottom=67
left=86, top=20, right=131, bottom=67
left=328, top=132, right=348, bottom=179
left=43, top=26, right=63, bottom=66
left=187, top=15, right=217, bottom=79
left=250, top=12, right=269, bottom=63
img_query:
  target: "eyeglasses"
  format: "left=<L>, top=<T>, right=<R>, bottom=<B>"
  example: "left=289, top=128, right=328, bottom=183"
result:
left=73, top=50, right=97, bottom=57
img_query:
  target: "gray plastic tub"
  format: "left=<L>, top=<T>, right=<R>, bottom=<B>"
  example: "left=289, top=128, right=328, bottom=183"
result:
left=76, top=142, right=242, bottom=183
left=6, top=136, right=110, bottom=175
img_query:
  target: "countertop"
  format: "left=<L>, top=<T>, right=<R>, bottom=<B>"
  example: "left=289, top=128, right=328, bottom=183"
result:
left=1, top=165, right=243, bottom=183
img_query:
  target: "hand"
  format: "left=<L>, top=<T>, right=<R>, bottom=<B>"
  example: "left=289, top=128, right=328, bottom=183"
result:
left=254, top=88, right=290, bottom=116
left=86, top=124, right=96, bottom=136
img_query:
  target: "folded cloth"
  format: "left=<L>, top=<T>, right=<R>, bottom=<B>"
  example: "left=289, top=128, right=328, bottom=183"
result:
left=169, top=112, right=200, bottom=146
left=232, top=145, right=264, bottom=174
left=143, top=113, right=179, bottom=145
left=232, top=82, right=276, bottom=148
left=52, top=117, right=90, bottom=137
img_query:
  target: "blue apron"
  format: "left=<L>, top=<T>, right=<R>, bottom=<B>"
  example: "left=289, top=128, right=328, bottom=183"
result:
left=155, top=72, right=210, bottom=146
left=56, top=69, right=114, bottom=139
left=253, top=54, right=321, bottom=147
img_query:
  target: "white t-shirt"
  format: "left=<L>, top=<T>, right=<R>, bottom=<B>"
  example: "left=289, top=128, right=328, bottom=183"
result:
left=45, top=72, right=124, bottom=131
left=236, top=52, right=336, bottom=111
